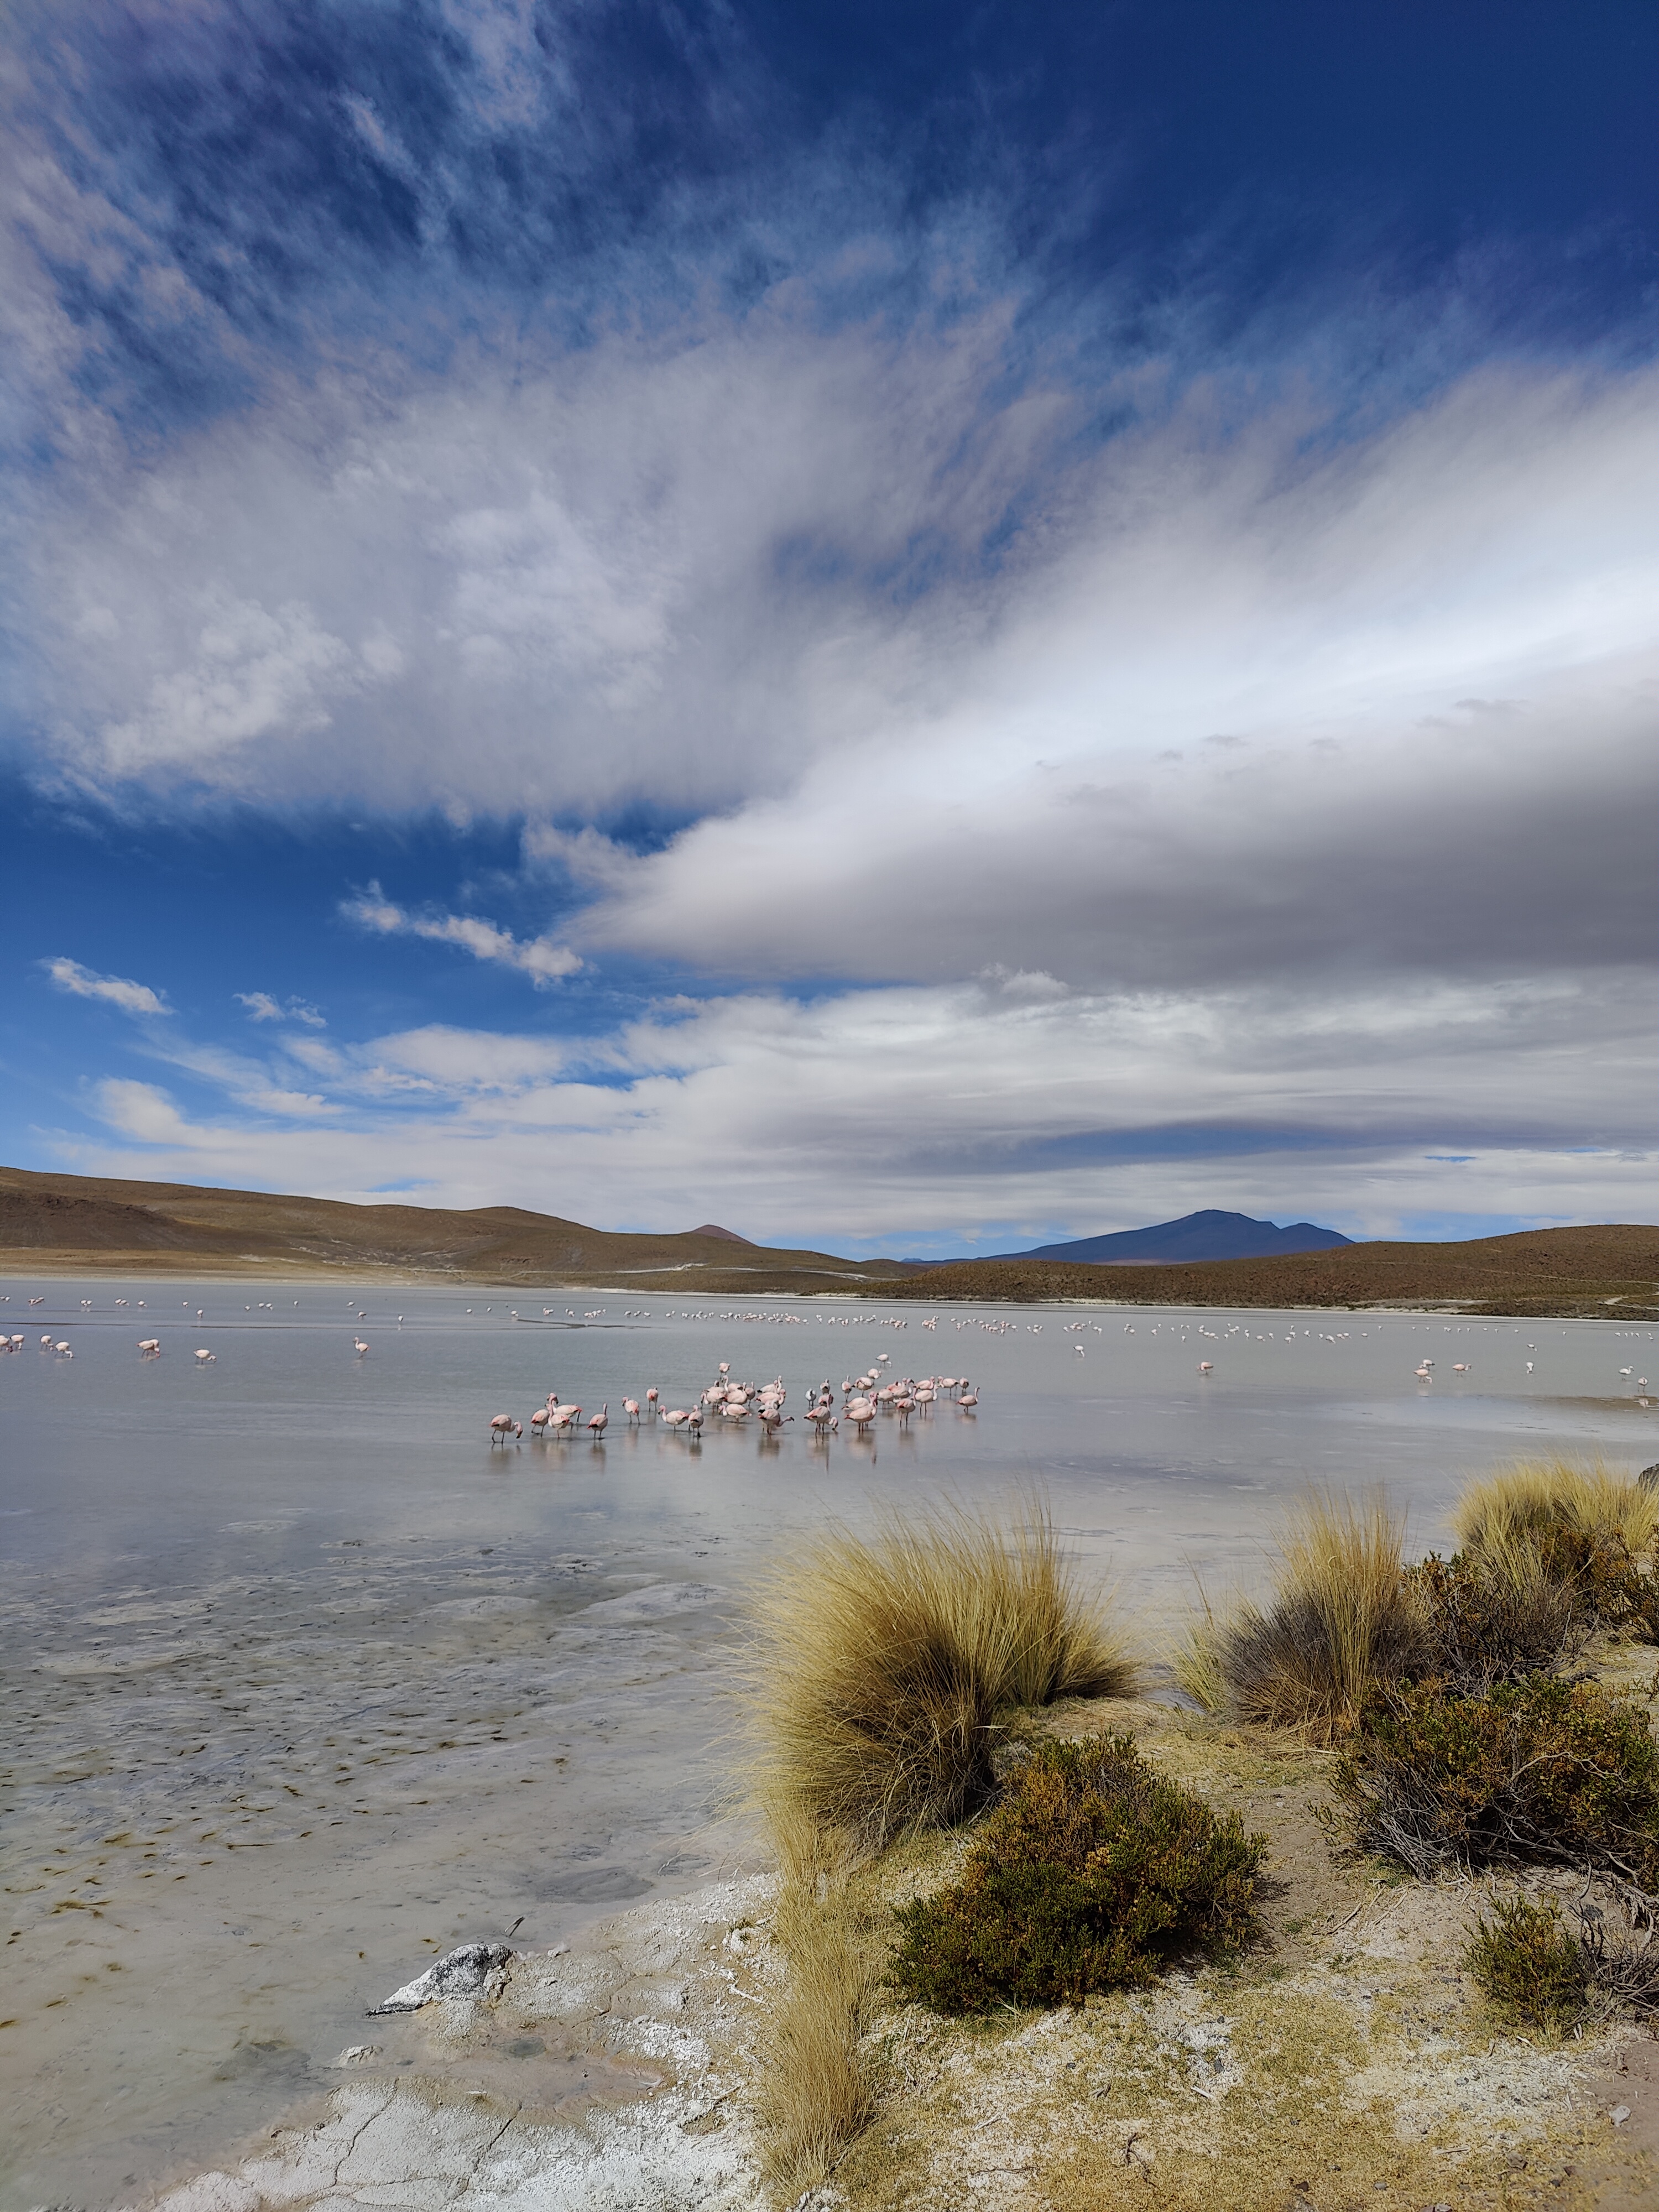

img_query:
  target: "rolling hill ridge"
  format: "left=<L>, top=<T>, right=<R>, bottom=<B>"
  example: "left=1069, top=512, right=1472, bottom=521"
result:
left=0, top=1167, right=904, bottom=1292
left=2, top=1168, right=1654, bottom=1315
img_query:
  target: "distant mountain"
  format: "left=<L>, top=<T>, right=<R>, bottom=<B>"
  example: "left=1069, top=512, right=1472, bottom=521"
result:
left=973, top=1209, right=1355, bottom=1266
left=690, top=1223, right=753, bottom=1244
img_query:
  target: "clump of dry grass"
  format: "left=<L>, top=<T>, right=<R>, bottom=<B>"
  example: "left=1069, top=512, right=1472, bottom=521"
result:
left=1176, top=1491, right=1426, bottom=1740
left=1171, top=1581, right=1228, bottom=1715
left=1453, top=1459, right=1659, bottom=1565
left=756, top=1810, right=878, bottom=2194
left=1451, top=1460, right=1659, bottom=1644
left=751, top=1496, right=1136, bottom=1856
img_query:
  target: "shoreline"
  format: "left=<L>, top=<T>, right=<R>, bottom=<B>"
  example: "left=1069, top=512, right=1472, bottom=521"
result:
left=114, top=1691, right=1659, bottom=2212
left=2, top=1256, right=1646, bottom=1323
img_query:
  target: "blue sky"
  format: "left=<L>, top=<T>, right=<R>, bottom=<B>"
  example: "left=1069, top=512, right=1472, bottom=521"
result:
left=2, top=0, right=1654, bottom=1256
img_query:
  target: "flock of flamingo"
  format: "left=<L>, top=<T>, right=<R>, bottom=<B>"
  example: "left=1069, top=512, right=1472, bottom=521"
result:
left=488, top=1355, right=979, bottom=1446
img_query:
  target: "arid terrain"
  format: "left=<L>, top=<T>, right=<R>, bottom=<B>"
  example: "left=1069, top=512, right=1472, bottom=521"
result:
left=0, top=1165, right=907, bottom=1294
left=874, top=1224, right=1659, bottom=1319
left=2, top=1167, right=1655, bottom=1316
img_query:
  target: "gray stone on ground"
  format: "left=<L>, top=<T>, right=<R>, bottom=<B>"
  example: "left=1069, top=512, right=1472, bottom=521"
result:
left=367, top=1941, right=516, bottom=2014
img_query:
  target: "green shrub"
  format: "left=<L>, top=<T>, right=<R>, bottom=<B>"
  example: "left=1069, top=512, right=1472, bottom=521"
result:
left=1463, top=1895, right=1589, bottom=2031
left=1329, top=1676, right=1659, bottom=1885
left=1519, top=1522, right=1659, bottom=1640
left=888, top=1733, right=1267, bottom=2015
left=1403, top=1548, right=1579, bottom=1688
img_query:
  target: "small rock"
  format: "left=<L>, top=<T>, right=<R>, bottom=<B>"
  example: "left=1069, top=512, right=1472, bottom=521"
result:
left=1609, top=2104, right=1631, bottom=2126
left=367, top=1941, right=515, bottom=2015
left=334, top=2043, right=382, bottom=2065
left=1637, top=1464, right=1659, bottom=1494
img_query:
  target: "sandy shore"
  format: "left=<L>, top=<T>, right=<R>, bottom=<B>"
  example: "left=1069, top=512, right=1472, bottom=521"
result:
left=119, top=1709, right=1659, bottom=2212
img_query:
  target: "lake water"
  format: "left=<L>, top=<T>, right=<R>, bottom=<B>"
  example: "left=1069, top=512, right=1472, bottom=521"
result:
left=2, top=1274, right=1655, bottom=2209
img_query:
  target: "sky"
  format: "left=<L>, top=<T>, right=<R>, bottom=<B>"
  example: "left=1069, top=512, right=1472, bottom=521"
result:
left=1, top=0, right=1655, bottom=1259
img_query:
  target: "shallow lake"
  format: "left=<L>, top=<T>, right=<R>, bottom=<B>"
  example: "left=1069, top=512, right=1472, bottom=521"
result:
left=2, top=1274, right=1655, bottom=2209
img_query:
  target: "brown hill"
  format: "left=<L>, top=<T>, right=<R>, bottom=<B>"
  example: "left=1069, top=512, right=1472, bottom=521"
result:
left=869, top=1224, right=1659, bottom=1318
left=0, top=1166, right=903, bottom=1292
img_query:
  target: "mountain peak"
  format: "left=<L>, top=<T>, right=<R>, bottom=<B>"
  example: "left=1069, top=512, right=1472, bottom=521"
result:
left=691, top=1223, right=754, bottom=1244
left=994, top=1210, right=1353, bottom=1266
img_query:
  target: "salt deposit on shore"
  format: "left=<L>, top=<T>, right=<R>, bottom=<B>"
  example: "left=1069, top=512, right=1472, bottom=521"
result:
left=135, top=1877, right=776, bottom=2212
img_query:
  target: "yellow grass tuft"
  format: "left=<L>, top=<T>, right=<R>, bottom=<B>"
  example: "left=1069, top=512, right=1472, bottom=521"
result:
left=756, top=1821, right=879, bottom=2195
left=1187, top=1490, right=1423, bottom=1739
left=1171, top=1579, right=1228, bottom=1715
left=749, top=1495, right=1135, bottom=2194
left=1453, top=1458, right=1659, bottom=1568
left=750, top=1495, right=1137, bottom=1856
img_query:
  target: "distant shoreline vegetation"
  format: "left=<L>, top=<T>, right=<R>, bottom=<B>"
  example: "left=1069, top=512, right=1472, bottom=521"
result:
left=1, top=1167, right=1655, bottom=1319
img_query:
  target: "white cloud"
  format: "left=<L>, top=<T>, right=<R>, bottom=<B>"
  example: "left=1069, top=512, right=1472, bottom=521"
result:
left=342, top=884, right=581, bottom=983
left=566, top=368, right=1659, bottom=989
left=44, top=956, right=168, bottom=1016
left=90, top=594, right=408, bottom=779
left=236, top=991, right=326, bottom=1026
left=22, top=333, right=1647, bottom=1021
left=93, top=1078, right=192, bottom=1144
left=17, top=286, right=1066, bottom=815
left=50, top=962, right=1657, bottom=1246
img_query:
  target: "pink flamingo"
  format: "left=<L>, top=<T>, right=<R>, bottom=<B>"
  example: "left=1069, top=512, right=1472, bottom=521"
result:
left=623, top=1398, right=641, bottom=1422
left=684, top=1408, right=703, bottom=1437
left=956, top=1386, right=978, bottom=1408
left=587, top=1404, right=609, bottom=1439
left=645, top=1387, right=659, bottom=1413
left=488, top=1413, right=518, bottom=1444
